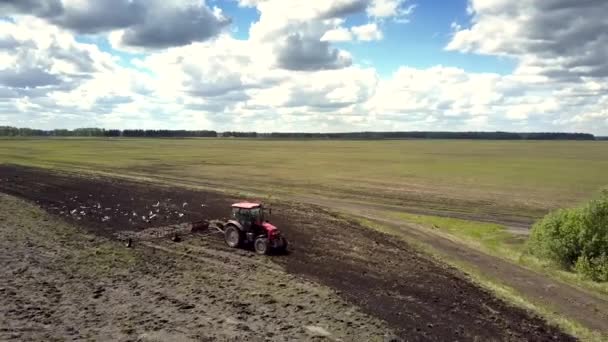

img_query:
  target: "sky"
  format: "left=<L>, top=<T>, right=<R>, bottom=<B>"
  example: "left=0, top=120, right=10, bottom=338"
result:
left=0, top=0, right=607, bottom=134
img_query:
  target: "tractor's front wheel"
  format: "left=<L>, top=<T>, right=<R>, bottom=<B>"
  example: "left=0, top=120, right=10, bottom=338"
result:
left=254, top=237, right=269, bottom=255
left=224, top=225, right=242, bottom=248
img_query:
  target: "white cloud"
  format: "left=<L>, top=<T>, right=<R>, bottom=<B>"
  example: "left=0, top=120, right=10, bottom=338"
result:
left=320, top=23, right=383, bottom=42
left=0, top=17, right=158, bottom=128
left=246, top=1, right=363, bottom=71
left=134, top=35, right=378, bottom=129
left=440, top=0, right=608, bottom=133
left=366, top=65, right=608, bottom=132
left=247, top=0, right=409, bottom=70
left=2, top=0, right=231, bottom=48
left=321, top=27, right=353, bottom=42
left=367, top=0, right=416, bottom=22
left=447, top=0, right=608, bottom=82
left=0, top=17, right=115, bottom=94
left=352, top=23, right=383, bottom=41
left=275, top=32, right=353, bottom=71
left=1, top=0, right=607, bottom=134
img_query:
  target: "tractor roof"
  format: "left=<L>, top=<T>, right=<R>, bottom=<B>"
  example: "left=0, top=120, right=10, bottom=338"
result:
left=231, top=202, right=261, bottom=209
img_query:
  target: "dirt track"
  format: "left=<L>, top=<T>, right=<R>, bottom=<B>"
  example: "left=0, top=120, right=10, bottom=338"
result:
left=304, top=198, right=608, bottom=334
left=0, top=165, right=575, bottom=341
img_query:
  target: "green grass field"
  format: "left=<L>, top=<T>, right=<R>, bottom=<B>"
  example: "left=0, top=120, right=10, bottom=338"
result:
left=3, top=137, right=608, bottom=338
left=1, top=138, right=608, bottom=216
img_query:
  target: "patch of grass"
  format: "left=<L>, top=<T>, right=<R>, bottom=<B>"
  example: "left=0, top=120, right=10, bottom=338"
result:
left=384, top=211, right=526, bottom=260
left=71, top=243, right=138, bottom=276
left=381, top=210, right=608, bottom=297
left=354, top=217, right=607, bottom=342
left=518, top=255, right=608, bottom=297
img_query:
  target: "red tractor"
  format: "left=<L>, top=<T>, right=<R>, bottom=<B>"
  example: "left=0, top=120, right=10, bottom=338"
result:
left=221, top=202, right=288, bottom=254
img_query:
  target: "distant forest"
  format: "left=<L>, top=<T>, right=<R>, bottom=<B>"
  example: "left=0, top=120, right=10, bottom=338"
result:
left=0, top=126, right=597, bottom=140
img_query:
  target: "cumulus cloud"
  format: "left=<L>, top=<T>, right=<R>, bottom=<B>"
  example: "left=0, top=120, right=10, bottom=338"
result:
left=321, top=27, right=353, bottom=42
left=145, top=41, right=249, bottom=95
left=0, top=17, right=150, bottom=128
left=240, top=0, right=369, bottom=20
left=0, top=34, right=22, bottom=50
left=367, top=0, right=416, bottom=21
left=434, top=0, right=608, bottom=132
left=1, top=0, right=607, bottom=133
left=276, top=33, right=353, bottom=71
left=0, top=18, right=111, bottom=96
left=137, top=37, right=284, bottom=120
left=368, top=67, right=502, bottom=123
left=0, top=67, right=61, bottom=89
left=321, top=23, right=383, bottom=42
left=247, top=2, right=357, bottom=71
left=251, top=67, right=378, bottom=110
left=447, top=0, right=608, bottom=82
left=352, top=23, right=383, bottom=41
left=322, top=0, right=369, bottom=19
left=116, top=1, right=231, bottom=48
left=48, top=0, right=143, bottom=33
left=1, top=0, right=230, bottom=48
left=141, top=36, right=373, bottom=112
left=128, top=33, right=381, bottom=130
left=368, top=65, right=608, bottom=132
left=247, top=0, right=407, bottom=71
left=0, top=0, right=63, bottom=17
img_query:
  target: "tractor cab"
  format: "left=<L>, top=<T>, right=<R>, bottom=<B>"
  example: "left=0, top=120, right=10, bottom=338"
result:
left=231, top=202, right=268, bottom=230
left=224, top=202, right=287, bottom=254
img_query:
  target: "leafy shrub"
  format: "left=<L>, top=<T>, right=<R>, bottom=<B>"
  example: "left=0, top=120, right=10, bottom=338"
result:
left=528, top=190, right=608, bottom=281
left=574, top=254, right=608, bottom=282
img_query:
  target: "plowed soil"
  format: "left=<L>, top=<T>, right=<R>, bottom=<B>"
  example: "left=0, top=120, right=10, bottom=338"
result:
left=0, top=164, right=574, bottom=341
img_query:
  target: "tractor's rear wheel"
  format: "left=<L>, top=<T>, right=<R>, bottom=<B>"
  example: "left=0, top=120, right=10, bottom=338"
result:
left=254, top=237, right=269, bottom=255
left=224, top=225, right=242, bottom=248
left=278, top=237, right=288, bottom=253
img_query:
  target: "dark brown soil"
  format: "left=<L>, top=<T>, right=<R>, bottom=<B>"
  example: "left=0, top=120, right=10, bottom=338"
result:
left=0, top=164, right=575, bottom=341
left=0, top=193, right=389, bottom=341
left=0, top=165, right=235, bottom=236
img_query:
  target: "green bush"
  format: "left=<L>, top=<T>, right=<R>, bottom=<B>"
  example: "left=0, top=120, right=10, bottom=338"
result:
left=528, top=190, right=608, bottom=282
left=574, top=254, right=608, bottom=282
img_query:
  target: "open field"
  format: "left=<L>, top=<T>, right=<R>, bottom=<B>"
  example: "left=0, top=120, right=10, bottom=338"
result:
left=0, top=192, right=392, bottom=341
left=2, top=138, right=608, bottom=340
left=2, top=138, right=608, bottom=225
left=0, top=165, right=575, bottom=341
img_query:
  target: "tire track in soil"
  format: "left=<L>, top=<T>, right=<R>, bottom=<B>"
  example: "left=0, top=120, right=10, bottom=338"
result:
left=0, top=164, right=576, bottom=341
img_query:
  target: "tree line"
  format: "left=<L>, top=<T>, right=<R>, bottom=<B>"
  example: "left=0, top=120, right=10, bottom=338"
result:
left=0, top=127, right=216, bottom=138
left=257, top=131, right=596, bottom=140
left=0, top=126, right=597, bottom=140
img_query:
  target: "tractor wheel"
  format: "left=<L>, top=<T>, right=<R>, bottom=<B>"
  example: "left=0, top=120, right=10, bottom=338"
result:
left=279, top=237, right=288, bottom=253
left=224, top=225, right=242, bottom=248
left=273, top=237, right=288, bottom=254
left=254, top=237, right=269, bottom=255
